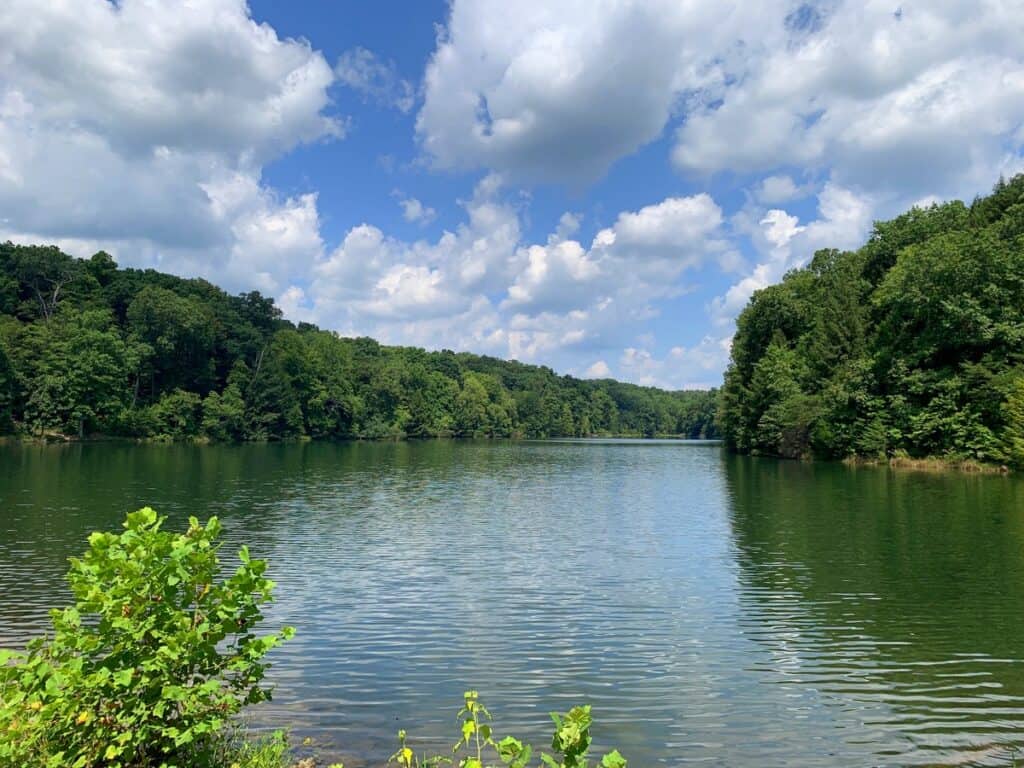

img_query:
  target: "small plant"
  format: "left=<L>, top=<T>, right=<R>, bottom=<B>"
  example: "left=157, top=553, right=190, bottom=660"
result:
left=0, top=508, right=293, bottom=767
left=388, top=691, right=626, bottom=768
left=220, top=730, right=290, bottom=768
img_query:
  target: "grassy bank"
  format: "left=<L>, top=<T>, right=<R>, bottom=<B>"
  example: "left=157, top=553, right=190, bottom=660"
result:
left=842, top=453, right=1011, bottom=474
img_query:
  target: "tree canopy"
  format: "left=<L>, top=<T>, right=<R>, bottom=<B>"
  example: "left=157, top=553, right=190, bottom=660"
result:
left=0, top=242, right=718, bottom=442
left=719, top=175, right=1024, bottom=467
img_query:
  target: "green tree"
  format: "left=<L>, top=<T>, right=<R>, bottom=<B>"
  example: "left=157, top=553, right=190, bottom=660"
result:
left=201, top=383, right=247, bottom=441
left=556, top=402, right=575, bottom=437
left=0, top=240, right=720, bottom=443
left=8, top=244, right=82, bottom=321
left=127, top=285, right=215, bottom=397
left=147, top=389, right=203, bottom=439
left=721, top=174, right=1024, bottom=464
left=455, top=373, right=492, bottom=436
left=245, top=338, right=304, bottom=440
left=999, top=377, right=1024, bottom=468
left=746, top=340, right=815, bottom=457
left=19, top=309, right=137, bottom=437
left=0, top=337, right=14, bottom=432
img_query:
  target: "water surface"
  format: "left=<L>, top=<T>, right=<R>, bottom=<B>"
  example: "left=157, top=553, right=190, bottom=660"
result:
left=1, top=440, right=1023, bottom=766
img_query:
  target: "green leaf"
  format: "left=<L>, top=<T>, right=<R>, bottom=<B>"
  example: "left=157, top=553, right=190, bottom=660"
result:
left=125, top=507, right=158, bottom=529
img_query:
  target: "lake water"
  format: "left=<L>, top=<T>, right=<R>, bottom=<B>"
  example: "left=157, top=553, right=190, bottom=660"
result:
left=2, top=440, right=1024, bottom=767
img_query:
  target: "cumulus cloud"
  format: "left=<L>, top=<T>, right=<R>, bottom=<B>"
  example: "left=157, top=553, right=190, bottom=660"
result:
left=614, top=335, right=733, bottom=390
left=396, top=196, right=437, bottom=225
left=754, top=175, right=809, bottom=205
left=0, top=0, right=340, bottom=295
left=418, top=0, right=1023, bottom=201
left=503, top=194, right=723, bottom=314
left=336, top=46, right=415, bottom=113
left=297, top=186, right=727, bottom=384
left=503, top=240, right=601, bottom=314
left=416, top=0, right=751, bottom=184
left=710, top=183, right=875, bottom=327
left=404, top=0, right=1022, bottom=385
left=584, top=360, right=612, bottom=379
left=672, top=1, right=1024, bottom=202
left=306, top=175, right=520, bottom=328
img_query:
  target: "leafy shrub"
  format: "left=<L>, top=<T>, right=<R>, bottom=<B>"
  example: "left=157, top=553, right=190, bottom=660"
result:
left=388, top=691, right=626, bottom=768
left=0, top=508, right=293, bottom=767
left=216, top=730, right=293, bottom=768
left=148, top=389, right=204, bottom=439
left=201, top=385, right=247, bottom=442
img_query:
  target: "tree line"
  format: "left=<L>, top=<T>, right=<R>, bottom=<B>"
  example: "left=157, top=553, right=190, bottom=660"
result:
left=719, top=175, right=1024, bottom=467
left=0, top=243, right=718, bottom=442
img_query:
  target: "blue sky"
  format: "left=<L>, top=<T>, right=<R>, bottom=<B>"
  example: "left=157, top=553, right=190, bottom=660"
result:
left=1, top=1, right=1022, bottom=388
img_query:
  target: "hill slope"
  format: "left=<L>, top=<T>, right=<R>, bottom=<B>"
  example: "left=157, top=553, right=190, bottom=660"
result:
left=0, top=244, right=717, bottom=441
left=720, top=175, right=1024, bottom=467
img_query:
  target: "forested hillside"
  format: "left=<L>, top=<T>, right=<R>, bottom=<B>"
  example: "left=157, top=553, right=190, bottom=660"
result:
left=720, top=175, right=1024, bottom=467
left=0, top=244, right=717, bottom=441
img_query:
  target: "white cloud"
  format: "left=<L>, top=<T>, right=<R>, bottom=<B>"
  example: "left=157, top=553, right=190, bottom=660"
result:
left=503, top=240, right=601, bottom=314
left=584, top=360, right=611, bottom=379
left=202, top=171, right=325, bottom=295
left=406, top=0, right=1023, bottom=386
left=673, top=2, right=1024, bottom=202
left=416, top=0, right=752, bottom=184
left=616, top=335, right=731, bottom=390
left=307, top=175, right=521, bottom=329
left=336, top=46, right=415, bottom=113
left=604, top=194, right=723, bottom=261
left=754, top=175, right=808, bottom=205
left=502, top=194, right=722, bottom=323
left=0, top=0, right=339, bottom=296
left=711, top=183, right=874, bottom=327
left=418, top=0, right=1023, bottom=201
left=397, top=196, right=437, bottom=224
left=360, top=265, right=467, bottom=321
left=302, top=187, right=726, bottom=382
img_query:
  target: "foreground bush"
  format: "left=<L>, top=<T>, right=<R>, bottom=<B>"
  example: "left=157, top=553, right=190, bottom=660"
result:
left=0, top=508, right=293, bottom=767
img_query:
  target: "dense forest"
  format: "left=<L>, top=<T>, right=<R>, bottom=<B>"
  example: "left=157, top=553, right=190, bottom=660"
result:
left=720, top=175, right=1024, bottom=468
left=0, top=243, right=717, bottom=442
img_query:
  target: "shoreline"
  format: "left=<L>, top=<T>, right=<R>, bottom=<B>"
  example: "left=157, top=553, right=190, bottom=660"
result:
left=732, top=448, right=1014, bottom=475
left=843, top=454, right=1011, bottom=475
left=4, top=434, right=1010, bottom=475
left=0, top=432, right=721, bottom=446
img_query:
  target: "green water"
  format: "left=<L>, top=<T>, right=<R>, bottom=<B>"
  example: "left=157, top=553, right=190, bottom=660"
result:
left=2, top=440, right=1024, bottom=767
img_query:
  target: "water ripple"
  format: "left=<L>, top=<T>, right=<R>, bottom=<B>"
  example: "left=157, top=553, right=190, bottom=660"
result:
left=1, top=441, right=1024, bottom=767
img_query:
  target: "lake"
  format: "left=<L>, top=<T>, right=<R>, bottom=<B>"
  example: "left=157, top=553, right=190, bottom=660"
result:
left=2, top=440, right=1024, bottom=767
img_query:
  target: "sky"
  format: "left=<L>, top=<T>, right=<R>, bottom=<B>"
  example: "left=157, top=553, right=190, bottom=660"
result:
left=0, top=1, right=1022, bottom=389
